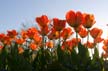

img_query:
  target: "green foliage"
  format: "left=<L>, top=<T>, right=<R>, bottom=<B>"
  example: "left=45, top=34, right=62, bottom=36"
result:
left=0, top=46, right=8, bottom=70
left=0, top=42, right=106, bottom=71
left=7, top=43, right=32, bottom=71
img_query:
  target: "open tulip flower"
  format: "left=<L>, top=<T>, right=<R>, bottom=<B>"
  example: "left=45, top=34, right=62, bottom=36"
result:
left=0, top=10, right=107, bottom=71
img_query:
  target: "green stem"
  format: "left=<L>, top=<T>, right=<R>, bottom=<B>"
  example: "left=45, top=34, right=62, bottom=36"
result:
left=59, top=31, right=61, bottom=45
left=42, top=36, right=44, bottom=44
left=53, top=39, right=55, bottom=47
left=76, top=32, right=78, bottom=44
left=87, top=28, right=90, bottom=42
left=42, top=36, right=46, bottom=48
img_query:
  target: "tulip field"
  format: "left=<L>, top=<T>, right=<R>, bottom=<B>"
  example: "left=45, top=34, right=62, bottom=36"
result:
left=0, top=10, right=108, bottom=71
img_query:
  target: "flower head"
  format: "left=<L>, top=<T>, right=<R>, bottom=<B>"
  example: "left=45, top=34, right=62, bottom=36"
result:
left=21, top=29, right=28, bottom=39
left=27, top=27, right=38, bottom=38
left=94, top=37, right=103, bottom=43
left=53, top=18, right=66, bottom=31
left=78, top=26, right=88, bottom=38
left=0, top=33, right=5, bottom=42
left=3, top=35, right=12, bottom=45
left=46, top=41, right=54, bottom=48
left=38, top=26, right=49, bottom=36
left=102, top=45, right=108, bottom=52
left=103, top=39, right=108, bottom=46
left=29, top=42, right=37, bottom=51
left=61, top=27, right=73, bottom=40
left=48, top=28, right=59, bottom=40
left=16, top=38, right=25, bottom=45
left=18, top=47, right=24, bottom=54
left=71, top=38, right=81, bottom=46
left=74, top=25, right=82, bottom=33
left=83, top=13, right=96, bottom=28
left=36, top=15, right=49, bottom=27
left=62, top=40, right=73, bottom=51
left=90, top=27, right=103, bottom=38
left=7, top=30, right=18, bottom=38
left=33, top=34, right=42, bottom=45
left=84, top=41, right=94, bottom=49
left=66, top=10, right=83, bottom=27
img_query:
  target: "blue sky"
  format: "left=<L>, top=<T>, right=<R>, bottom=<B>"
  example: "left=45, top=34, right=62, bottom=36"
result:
left=0, top=0, right=108, bottom=38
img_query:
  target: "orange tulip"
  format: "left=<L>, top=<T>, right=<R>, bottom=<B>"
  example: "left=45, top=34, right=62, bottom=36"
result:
left=83, top=13, right=96, bottom=28
left=61, top=27, right=73, bottom=40
left=102, top=45, right=108, bottom=52
left=7, top=30, right=17, bottom=38
left=74, top=25, right=83, bottom=33
left=78, top=26, right=88, bottom=38
left=16, top=38, right=25, bottom=45
left=21, top=29, right=28, bottom=39
left=46, top=41, right=54, bottom=48
left=53, top=18, right=66, bottom=31
left=62, top=40, right=74, bottom=51
left=36, top=15, right=49, bottom=28
left=71, top=38, right=81, bottom=46
left=33, top=34, right=42, bottom=44
left=0, top=33, right=5, bottom=42
left=3, top=35, right=12, bottom=45
left=38, top=26, right=49, bottom=36
left=66, top=10, right=83, bottom=27
left=18, top=47, right=24, bottom=54
left=48, top=28, right=59, bottom=40
left=29, top=43, right=37, bottom=51
left=90, top=27, right=103, bottom=38
left=94, top=37, right=103, bottom=43
left=103, top=39, right=108, bottom=46
left=84, top=41, right=94, bottom=49
left=27, top=27, right=38, bottom=38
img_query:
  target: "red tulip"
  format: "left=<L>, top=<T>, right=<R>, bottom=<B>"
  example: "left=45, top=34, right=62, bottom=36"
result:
left=36, top=15, right=49, bottom=28
left=7, top=29, right=18, bottom=38
left=27, top=27, right=38, bottom=38
left=84, top=41, right=94, bottom=49
left=102, top=45, right=108, bottom=52
left=16, top=38, right=25, bottom=45
left=61, top=27, right=73, bottom=40
left=53, top=18, right=66, bottom=31
left=46, top=41, right=54, bottom=48
left=78, top=26, right=88, bottom=38
left=29, top=42, right=37, bottom=51
left=83, top=13, right=96, bottom=28
left=103, top=39, right=108, bottom=46
left=66, top=10, right=83, bottom=27
left=90, top=27, right=103, bottom=38
left=48, top=28, right=59, bottom=40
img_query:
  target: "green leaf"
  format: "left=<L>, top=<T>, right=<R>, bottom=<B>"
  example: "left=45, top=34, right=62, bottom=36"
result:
left=78, top=42, right=90, bottom=59
left=71, top=48, right=78, bottom=64
left=93, top=47, right=99, bottom=59
left=0, top=46, right=8, bottom=70
left=57, top=44, right=64, bottom=63
left=77, top=43, right=91, bottom=70
left=91, top=47, right=103, bottom=71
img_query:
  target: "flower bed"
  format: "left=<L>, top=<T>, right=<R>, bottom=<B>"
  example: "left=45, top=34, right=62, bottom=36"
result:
left=0, top=10, right=108, bottom=71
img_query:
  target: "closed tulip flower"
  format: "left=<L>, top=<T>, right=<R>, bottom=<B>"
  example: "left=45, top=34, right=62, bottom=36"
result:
left=66, top=10, right=83, bottom=27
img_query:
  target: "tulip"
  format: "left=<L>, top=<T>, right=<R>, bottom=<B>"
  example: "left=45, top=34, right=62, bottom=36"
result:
left=66, top=10, right=83, bottom=27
